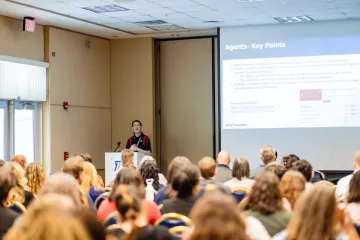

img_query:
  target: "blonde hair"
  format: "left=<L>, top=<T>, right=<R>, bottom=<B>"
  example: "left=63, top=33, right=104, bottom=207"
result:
left=4, top=194, right=90, bottom=240
left=198, top=157, right=216, bottom=179
left=40, top=172, right=87, bottom=208
left=80, top=162, right=102, bottom=192
left=11, top=155, right=27, bottom=169
left=260, top=145, right=276, bottom=165
left=25, top=163, right=46, bottom=195
left=286, top=185, right=338, bottom=240
left=2, top=162, right=27, bottom=203
left=122, top=149, right=134, bottom=168
left=279, top=171, right=306, bottom=209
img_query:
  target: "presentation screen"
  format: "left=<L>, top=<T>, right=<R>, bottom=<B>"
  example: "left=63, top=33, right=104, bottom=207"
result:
left=219, top=20, right=360, bottom=171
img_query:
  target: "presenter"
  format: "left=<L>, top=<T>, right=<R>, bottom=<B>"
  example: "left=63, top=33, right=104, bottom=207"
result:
left=126, top=120, right=152, bottom=156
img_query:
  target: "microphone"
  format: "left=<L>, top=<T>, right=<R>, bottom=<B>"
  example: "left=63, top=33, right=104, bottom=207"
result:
left=113, top=142, right=121, bottom=152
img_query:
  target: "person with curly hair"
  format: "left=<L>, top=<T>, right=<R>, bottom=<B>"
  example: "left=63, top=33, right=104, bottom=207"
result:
left=139, top=160, right=163, bottom=191
left=279, top=171, right=306, bottom=211
left=244, top=172, right=291, bottom=236
left=25, top=163, right=46, bottom=196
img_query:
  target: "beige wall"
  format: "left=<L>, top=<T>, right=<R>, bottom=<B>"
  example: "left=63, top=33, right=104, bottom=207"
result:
left=46, top=27, right=111, bottom=173
left=111, top=38, right=156, bottom=157
left=0, top=16, right=44, bottom=61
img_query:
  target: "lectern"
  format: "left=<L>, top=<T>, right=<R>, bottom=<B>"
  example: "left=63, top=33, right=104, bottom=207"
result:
left=104, top=151, right=145, bottom=186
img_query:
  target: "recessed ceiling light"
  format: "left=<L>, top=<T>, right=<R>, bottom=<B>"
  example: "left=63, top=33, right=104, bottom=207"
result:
left=83, top=5, right=129, bottom=13
left=171, top=34, right=180, bottom=37
left=274, top=16, right=313, bottom=23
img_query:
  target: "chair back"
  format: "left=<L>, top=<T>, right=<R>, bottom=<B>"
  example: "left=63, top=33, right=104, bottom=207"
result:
left=169, top=226, right=192, bottom=239
left=155, top=213, right=193, bottom=229
left=312, top=170, right=326, bottom=182
left=104, top=211, right=119, bottom=228
left=9, top=201, right=27, bottom=214
left=231, top=187, right=250, bottom=203
left=104, top=187, right=112, bottom=192
left=95, top=192, right=109, bottom=209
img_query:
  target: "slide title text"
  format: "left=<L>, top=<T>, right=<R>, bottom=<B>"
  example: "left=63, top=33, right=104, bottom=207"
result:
left=225, top=41, right=286, bottom=51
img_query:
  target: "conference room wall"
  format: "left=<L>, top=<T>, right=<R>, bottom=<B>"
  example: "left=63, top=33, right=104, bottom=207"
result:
left=110, top=38, right=156, bottom=158
left=0, top=16, right=44, bottom=61
left=45, top=27, right=111, bottom=173
left=158, top=38, right=214, bottom=171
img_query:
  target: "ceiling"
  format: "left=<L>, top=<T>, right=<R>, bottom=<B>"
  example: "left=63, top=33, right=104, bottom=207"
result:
left=1, top=0, right=360, bottom=39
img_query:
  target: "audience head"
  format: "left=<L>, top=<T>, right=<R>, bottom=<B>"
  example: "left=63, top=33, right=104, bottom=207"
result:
left=286, top=185, right=338, bottom=239
left=291, top=159, right=313, bottom=182
left=137, top=155, right=155, bottom=170
left=232, top=157, right=250, bottom=180
left=282, top=154, right=300, bottom=169
left=172, top=164, right=200, bottom=199
left=40, top=172, right=85, bottom=208
left=2, top=162, right=27, bottom=203
left=245, top=172, right=283, bottom=215
left=348, top=170, right=360, bottom=203
left=139, top=160, right=160, bottom=190
left=111, top=168, right=144, bottom=201
left=279, top=171, right=306, bottom=209
left=80, top=161, right=102, bottom=193
left=75, top=210, right=106, bottom=240
left=0, top=167, right=17, bottom=207
left=0, top=159, right=5, bottom=168
left=11, top=155, right=27, bottom=169
left=165, top=156, right=192, bottom=199
left=25, top=162, right=46, bottom=195
left=4, top=194, right=91, bottom=240
left=217, top=151, right=230, bottom=166
left=190, top=191, right=250, bottom=240
left=354, top=152, right=360, bottom=170
left=264, top=162, right=287, bottom=180
left=75, top=152, right=93, bottom=163
left=132, top=120, right=142, bottom=134
left=260, top=145, right=276, bottom=165
left=62, top=156, right=85, bottom=183
left=121, top=149, right=134, bottom=168
left=198, top=157, right=216, bottom=180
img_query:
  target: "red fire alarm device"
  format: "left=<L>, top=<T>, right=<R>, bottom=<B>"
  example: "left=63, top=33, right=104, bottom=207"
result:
left=23, top=17, right=36, bottom=33
left=64, top=152, right=69, bottom=161
left=63, top=102, right=69, bottom=110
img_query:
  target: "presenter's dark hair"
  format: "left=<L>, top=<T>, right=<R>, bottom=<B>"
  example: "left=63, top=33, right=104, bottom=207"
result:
left=172, top=164, right=200, bottom=199
left=132, top=120, right=142, bottom=127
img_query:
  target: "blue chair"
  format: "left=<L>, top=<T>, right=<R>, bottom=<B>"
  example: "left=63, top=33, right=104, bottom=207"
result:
left=104, top=187, right=112, bottom=192
left=94, top=192, right=109, bottom=209
left=155, top=213, right=193, bottom=229
left=9, top=201, right=27, bottom=214
left=104, top=211, right=119, bottom=228
left=231, top=187, right=250, bottom=203
left=312, top=170, right=326, bottom=183
left=169, top=226, right=192, bottom=239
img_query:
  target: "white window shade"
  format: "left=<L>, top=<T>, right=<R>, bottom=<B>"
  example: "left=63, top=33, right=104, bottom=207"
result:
left=0, top=56, right=48, bottom=102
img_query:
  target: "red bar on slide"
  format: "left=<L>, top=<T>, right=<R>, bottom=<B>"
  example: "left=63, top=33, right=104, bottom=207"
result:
left=300, top=89, right=322, bottom=101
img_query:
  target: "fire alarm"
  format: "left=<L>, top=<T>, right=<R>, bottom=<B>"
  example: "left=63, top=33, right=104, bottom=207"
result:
left=63, top=102, right=68, bottom=110
left=64, top=152, right=69, bottom=160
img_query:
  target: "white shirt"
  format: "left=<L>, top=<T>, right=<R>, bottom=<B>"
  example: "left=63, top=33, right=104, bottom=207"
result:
left=224, top=177, right=254, bottom=190
left=246, top=216, right=270, bottom=240
left=335, top=174, right=353, bottom=199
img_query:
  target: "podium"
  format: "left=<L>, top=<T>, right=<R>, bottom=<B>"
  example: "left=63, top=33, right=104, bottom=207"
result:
left=104, top=151, right=145, bottom=186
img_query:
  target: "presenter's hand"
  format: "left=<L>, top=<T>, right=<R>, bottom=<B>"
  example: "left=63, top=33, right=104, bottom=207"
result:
left=130, top=145, right=139, bottom=151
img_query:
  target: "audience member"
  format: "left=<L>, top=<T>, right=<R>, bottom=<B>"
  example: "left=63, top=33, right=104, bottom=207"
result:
left=76, top=152, right=104, bottom=187
left=40, top=172, right=86, bottom=208
left=224, top=157, right=254, bottom=189
left=75, top=210, right=106, bottom=240
left=215, top=151, right=232, bottom=183
left=0, top=159, right=5, bottom=168
left=80, top=162, right=104, bottom=203
left=4, top=194, right=91, bottom=240
left=279, top=171, right=306, bottom=211
left=336, top=152, right=360, bottom=198
left=345, top=170, right=360, bottom=225
left=62, top=156, right=96, bottom=209
left=25, top=162, right=46, bottom=196
left=265, top=162, right=287, bottom=180
left=139, top=160, right=163, bottom=191
left=189, top=191, right=251, bottom=240
left=122, top=149, right=134, bottom=168
left=2, top=162, right=34, bottom=207
left=11, top=155, right=27, bottom=170
left=281, top=154, right=300, bottom=170
left=198, top=157, right=230, bottom=196
left=138, top=155, right=167, bottom=186
left=244, top=172, right=291, bottom=236
left=0, top=167, right=19, bottom=238
left=250, top=145, right=277, bottom=178
left=273, top=185, right=358, bottom=240
left=291, top=159, right=314, bottom=190
left=161, top=164, right=200, bottom=217
left=107, top=185, right=174, bottom=240
left=97, top=168, right=161, bottom=224
left=154, top=156, right=192, bottom=205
